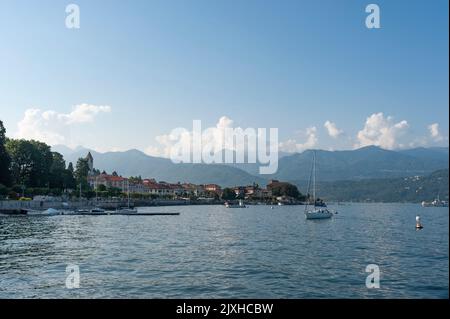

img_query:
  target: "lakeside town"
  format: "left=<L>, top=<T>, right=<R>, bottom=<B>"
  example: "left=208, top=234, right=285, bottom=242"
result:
left=0, top=148, right=311, bottom=213
left=1, top=120, right=447, bottom=211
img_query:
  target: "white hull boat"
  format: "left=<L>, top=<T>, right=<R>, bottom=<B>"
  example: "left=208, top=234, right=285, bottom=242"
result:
left=27, top=208, right=60, bottom=216
left=305, top=208, right=334, bottom=219
left=304, top=151, right=333, bottom=220
left=225, top=200, right=246, bottom=208
left=115, top=208, right=138, bottom=214
left=114, top=180, right=138, bottom=214
left=421, top=196, right=448, bottom=207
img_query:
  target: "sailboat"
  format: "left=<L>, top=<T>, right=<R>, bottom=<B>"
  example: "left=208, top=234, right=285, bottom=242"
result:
left=304, top=151, right=333, bottom=220
left=421, top=194, right=448, bottom=207
left=116, top=180, right=138, bottom=214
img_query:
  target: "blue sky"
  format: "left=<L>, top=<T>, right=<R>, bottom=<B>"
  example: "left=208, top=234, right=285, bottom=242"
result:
left=0, top=0, right=448, bottom=155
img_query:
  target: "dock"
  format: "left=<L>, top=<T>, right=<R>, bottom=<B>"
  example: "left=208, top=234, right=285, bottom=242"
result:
left=67, top=212, right=181, bottom=216
left=1, top=209, right=180, bottom=217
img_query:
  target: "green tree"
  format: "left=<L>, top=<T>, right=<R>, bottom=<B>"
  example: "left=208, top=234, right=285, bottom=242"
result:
left=6, top=139, right=54, bottom=188
left=270, top=182, right=302, bottom=199
left=28, top=140, right=52, bottom=187
left=97, top=184, right=107, bottom=192
left=129, top=175, right=142, bottom=184
left=64, top=162, right=76, bottom=189
left=0, top=183, right=8, bottom=196
left=221, top=188, right=236, bottom=200
left=74, top=158, right=90, bottom=189
left=6, top=139, right=35, bottom=187
left=49, top=152, right=66, bottom=189
left=0, top=120, right=11, bottom=186
left=112, top=171, right=118, bottom=177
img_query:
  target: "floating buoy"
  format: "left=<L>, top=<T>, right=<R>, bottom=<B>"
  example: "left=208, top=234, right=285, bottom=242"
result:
left=416, top=215, right=423, bottom=229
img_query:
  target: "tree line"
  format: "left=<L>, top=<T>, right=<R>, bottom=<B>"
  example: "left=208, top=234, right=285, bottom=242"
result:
left=0, top=120, right=93, bottom=199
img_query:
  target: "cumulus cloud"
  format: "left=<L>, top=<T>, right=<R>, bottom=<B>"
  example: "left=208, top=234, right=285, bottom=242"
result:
left=355, top=113, right=409, bottom=150
left=279, top=126, right=318, bottom=153
left=324, top=120, right=343, bottom=138
left=16, top=104, right=111, bottom=146
left=428, top=123, right=443, bottom=142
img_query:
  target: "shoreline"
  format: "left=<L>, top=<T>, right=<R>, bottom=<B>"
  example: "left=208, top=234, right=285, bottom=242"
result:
left=0, top=199, right=438, bottom=214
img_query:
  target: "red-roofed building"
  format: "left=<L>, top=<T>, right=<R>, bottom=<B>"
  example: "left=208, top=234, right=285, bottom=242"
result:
left=88, top=174, right=128, bottom=192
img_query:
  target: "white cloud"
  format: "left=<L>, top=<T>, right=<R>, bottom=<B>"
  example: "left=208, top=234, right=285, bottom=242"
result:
left=63, top=104, right=111, bottom=124
left=16, top=104, right=111, bottom=146
left=355, top=113, right=409, bottom=150
left=324, top=120, right=343, bottom=138
left=428, top=123, right=443, bottom=142
left=279, top=126, right=318, bottom=153
left=145, top=116, right=239, bottom=158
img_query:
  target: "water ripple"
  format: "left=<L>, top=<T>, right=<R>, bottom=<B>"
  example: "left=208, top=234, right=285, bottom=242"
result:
left=0, top=203, right=448, bottom=298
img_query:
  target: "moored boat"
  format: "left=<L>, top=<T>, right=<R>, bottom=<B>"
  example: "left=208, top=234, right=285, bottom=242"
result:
left=225, top=199, right=246, bottom=208
left=304, top=151, right=334, bottom=220
left=421, top=196, right=448, bottom=207
left=27, top=208, right=60, bottom=216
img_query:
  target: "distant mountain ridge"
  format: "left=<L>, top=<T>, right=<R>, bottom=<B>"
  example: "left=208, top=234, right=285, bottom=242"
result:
left=272, top=146, right=449, bottom=182
left=310, top=169, right=449, bottom=203
left=53, top=146, right=267, bottom=187
left=52, top=145, right=449, bottom=187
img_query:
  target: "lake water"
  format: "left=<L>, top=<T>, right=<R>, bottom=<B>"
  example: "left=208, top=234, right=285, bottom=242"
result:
left=0, top=203, right=448, bottom=298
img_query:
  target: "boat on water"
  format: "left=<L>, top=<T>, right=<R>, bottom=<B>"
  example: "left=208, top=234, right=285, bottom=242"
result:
left=115, top=207, right=138, bottom=214
left=114, top=180, right=138, bottom=214
left=304, top=151, right=334, bottom=220
left=27, top=208, right=61, bottom=216
left=225, top=199, right=246, bottom=208
left=76, top=207, right=108, bottom=215
left=314, top=200, right=327, bottom=207
left=421, top=195, right=448, bottom=207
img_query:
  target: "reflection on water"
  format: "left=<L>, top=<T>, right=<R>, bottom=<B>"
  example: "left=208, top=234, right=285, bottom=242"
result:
left=0, top=203, right=448, bottom=298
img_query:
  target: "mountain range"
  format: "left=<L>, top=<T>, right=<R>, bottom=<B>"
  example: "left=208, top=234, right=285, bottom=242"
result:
left=312, top=169, right=449, bottom=203
left=52, top=146, right=267, bottom=187
left=52, top=145, right=449, bottom=189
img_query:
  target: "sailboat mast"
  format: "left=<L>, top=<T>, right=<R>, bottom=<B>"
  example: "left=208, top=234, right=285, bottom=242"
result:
left=313, top=151, right=316, bottom=208
left=127, top=179, right=130, bottom=208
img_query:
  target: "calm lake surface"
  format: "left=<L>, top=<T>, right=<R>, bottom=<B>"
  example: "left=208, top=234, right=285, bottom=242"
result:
left=0, top=203, right=448, bottom=298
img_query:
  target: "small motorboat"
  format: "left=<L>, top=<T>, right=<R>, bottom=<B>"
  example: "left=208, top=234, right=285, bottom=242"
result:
left=225, top=200, right=246, bottom=208
left=27, top=208, right=60, bottom=216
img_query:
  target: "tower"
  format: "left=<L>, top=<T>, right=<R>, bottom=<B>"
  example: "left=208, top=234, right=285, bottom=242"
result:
left=86, top=152, right=94, bottom=176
